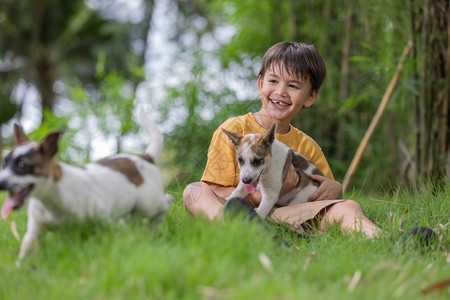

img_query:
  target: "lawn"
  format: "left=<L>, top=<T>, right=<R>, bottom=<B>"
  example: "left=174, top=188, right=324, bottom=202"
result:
left=0, top=186, right=448, bottom=300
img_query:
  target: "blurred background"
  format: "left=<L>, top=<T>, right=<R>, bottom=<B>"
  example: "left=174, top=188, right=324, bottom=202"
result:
left=0, top=0, right=448, bottom=194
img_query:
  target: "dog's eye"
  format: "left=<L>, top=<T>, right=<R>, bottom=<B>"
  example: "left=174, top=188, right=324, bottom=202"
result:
left=13, top=158, right=31, bottom=174
left=252, top=159, right=262, bottom=166
left=16, top=159, right=25, bottom=169
left=237, top=157, right=244, bottom=165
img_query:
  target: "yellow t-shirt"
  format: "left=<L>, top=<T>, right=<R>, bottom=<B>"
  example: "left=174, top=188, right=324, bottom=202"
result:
left=201, top=113, right=334, bottom=187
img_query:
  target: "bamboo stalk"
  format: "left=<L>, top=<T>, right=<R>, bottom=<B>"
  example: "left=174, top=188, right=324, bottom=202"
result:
left=342, top=41, right=413, bottom=193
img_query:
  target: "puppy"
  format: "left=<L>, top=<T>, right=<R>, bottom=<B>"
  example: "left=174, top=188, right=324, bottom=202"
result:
left=0, top=107, right=171, bottom=263
left=222, top=123, right=323, bottom=219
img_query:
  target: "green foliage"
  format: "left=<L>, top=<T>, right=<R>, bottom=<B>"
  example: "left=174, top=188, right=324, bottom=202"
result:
left=0, top=0, right=152, bottom=125
left=0, top=97, right=19, bottom=125
left=0, top=186, right=448, bottom=299
left=67, top=67, right=144, bottom=162
left=157, top=49, right=262, bottom=183
left=14, top=64, right=146, bottom=165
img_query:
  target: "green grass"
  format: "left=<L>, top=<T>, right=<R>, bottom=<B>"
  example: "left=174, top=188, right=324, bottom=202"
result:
left=0, top=186, right=449, bottom=300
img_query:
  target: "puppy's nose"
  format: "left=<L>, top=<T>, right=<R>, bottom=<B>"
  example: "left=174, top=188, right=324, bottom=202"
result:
left=242, top=177, right=253, bottom=184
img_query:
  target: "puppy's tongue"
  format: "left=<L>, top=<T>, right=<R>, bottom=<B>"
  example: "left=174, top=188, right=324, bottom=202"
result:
left=1, top=186, right=33, bottom=220
left=1, top=196, right=16, bottom=220
left=245, top=181, right=258, bottom=194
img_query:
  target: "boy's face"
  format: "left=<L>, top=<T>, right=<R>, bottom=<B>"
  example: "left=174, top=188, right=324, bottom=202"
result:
left=257, top=65, right=318, bottom=124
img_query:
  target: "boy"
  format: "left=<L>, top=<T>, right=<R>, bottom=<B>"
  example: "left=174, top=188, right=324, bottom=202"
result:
left=183, top=41, right=381, bottom=238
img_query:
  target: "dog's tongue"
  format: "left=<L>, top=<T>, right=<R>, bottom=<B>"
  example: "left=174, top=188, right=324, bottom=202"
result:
left=245, top=181, right=258, bottom=194
left=1, top=187, right=31, bottom=220
left=1, top=195, right=17, bottom=220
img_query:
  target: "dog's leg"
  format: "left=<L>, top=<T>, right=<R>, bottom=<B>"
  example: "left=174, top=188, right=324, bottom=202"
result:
left=17, top=212, right=43, bottom=266
left=255, top=186, right=280, bottom=219
left=134, top=192, right=171, bottom=229
left=226, top=182, right=249, bottom=201
left=148, top=210, right=167, bottom=228
left=17, top=220, right=41, bottom=265
left=289, top=185, right=318, bottom=205
left=17, top=199, right=57, bottom=266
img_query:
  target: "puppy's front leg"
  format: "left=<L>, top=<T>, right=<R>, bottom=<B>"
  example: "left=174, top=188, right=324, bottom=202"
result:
left=17, top=216, right=42, bottom=266
left=17, top=199, right=55, bottom=266
left=255, top=186, right=280, bottom=219
left=226, top=182, right=248, bottom=201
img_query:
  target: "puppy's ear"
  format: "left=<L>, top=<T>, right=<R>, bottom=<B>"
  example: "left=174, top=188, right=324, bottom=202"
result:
left=13, top=124, right=29, bottom=146
left=221, top=128, right=242, bottom=146
left=39, top=131, right=63, bottom=158
left=262, top=123, right=276, bottom=147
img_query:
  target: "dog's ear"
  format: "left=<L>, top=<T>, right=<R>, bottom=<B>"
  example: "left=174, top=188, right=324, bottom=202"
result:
left=38, top=131, right=63, bottom=158
left=262, top=123, right=276, bottom=147
left=221, top=128, right=242, bottom=146
left=13, top=124, right=29, bottom=146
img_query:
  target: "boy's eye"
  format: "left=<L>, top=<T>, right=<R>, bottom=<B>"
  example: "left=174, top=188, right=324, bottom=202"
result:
left=252, top=159, right=262, bottom=166
left=289, top=84, right=299, bottom=89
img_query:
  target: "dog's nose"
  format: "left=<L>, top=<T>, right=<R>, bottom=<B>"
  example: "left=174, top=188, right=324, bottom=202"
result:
left=242, top=177, right=253, bottom=184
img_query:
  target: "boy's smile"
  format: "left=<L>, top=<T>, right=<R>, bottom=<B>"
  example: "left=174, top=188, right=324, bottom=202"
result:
left=256, top=65, right=318, bottom=133
left=268, top=95, right=291, bottom=109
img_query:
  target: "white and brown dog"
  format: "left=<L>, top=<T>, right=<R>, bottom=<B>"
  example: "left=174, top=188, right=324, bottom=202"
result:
left=0, top=107, right=171, bottom=263
left=222, top=123, right=323, bottom=219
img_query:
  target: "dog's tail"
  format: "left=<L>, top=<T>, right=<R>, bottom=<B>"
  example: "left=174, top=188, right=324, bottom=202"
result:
left=138, top=106, right=163, bottom=161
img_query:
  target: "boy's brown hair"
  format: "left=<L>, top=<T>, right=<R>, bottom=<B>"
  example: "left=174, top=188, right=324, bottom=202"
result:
left=259, top=41, right=326, bottom=92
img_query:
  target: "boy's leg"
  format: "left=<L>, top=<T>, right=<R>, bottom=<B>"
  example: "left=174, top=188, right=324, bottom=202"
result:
left=270, top=199, right=381, bottom=238
left=183, top=182, right=225, bottom=220
left=320, top=200, right=381, bottom=238
left=183, top=184, right=381, bottom=237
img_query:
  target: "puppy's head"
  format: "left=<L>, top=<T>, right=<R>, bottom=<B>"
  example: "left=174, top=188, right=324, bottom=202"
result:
left=222, top=123, right=276, bottom=192
left=0, top=124, right=62, bottom=219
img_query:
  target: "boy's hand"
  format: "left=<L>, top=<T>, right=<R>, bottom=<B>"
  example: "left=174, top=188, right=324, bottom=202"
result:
left=279, top=164, right=299, bottom=196
left=308, top=174, right=343, bottom=201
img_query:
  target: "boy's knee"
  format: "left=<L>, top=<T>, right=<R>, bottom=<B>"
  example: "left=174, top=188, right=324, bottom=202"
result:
left=327, top=200, right=362, bottom=219
left=337, top=200, right=362, bottom=212
left=183, top=182, right=206, bottom=207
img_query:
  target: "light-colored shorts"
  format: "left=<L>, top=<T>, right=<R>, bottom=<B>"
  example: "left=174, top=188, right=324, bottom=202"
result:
left=213, top=190, right=344, bottom=235
left=269, top=199, right=344, bottom=234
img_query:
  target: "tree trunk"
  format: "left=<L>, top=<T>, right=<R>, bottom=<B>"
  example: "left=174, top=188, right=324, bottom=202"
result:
left=35, top=53, right=56, bottom=117
left=338, top=1, right=352, bottom=102
left=272, top=0, right=283, bottom=41
left=336, top=1, right=353, bottom=161
left=32, top=0, right=55, bottom=122
left=0, top=129, right=3, bottom=166
left=287, top=0, right=298, bottom=40
left=414, top=0, right=449, bottom=188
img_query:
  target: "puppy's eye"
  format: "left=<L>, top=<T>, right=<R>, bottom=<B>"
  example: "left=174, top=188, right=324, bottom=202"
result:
left=13, top=158, right=30, bottom=174
left=16, top=159, right=25, bottom=169
left=237, top=157, right=244, bottom=165
left=252, top=159, right=262, bottom=166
